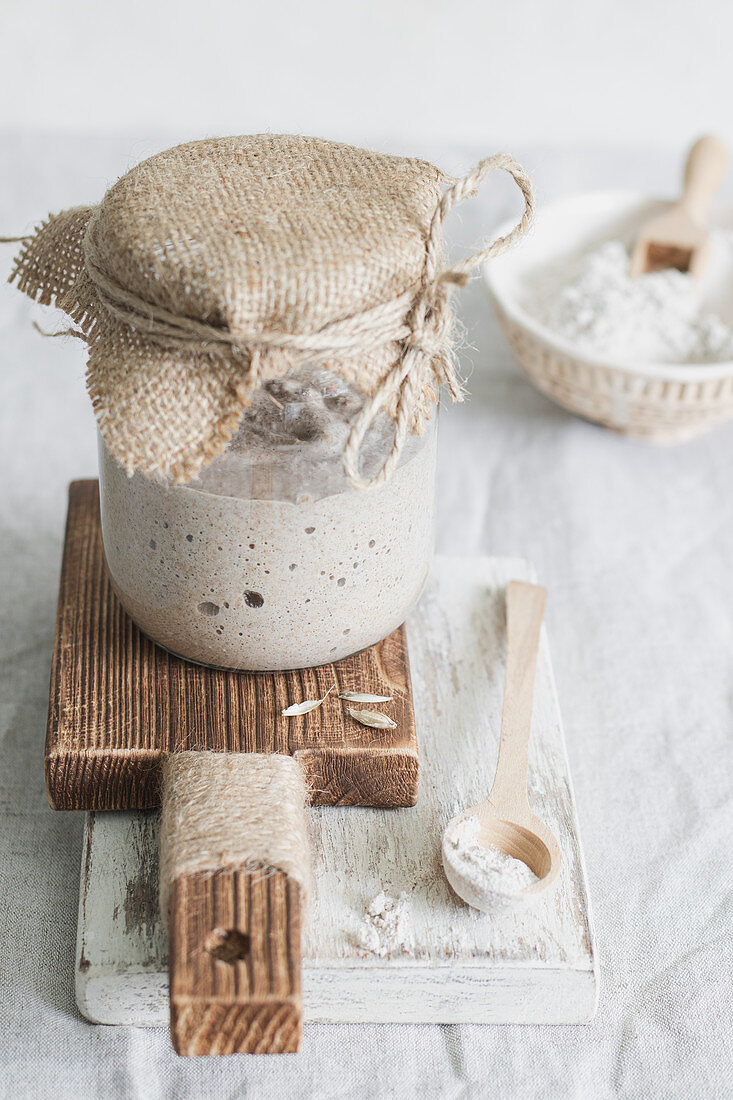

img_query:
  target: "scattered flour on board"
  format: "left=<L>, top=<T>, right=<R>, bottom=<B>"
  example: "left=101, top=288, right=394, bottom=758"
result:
left=443, top=815, right=539, bottom=907
left=357, top=892, right=413, bottom=957
left=525, top=239, right=733, bottom=364
left=357, top=890, right=477, bottom=958
left=357, top=819, right=544, bottom=955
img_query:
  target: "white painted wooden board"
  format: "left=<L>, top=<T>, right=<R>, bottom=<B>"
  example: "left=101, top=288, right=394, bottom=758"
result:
left=76, top=556, right=598, bottom=1026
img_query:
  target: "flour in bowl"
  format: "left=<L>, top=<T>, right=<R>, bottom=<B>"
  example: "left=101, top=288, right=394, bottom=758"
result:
left=526, top=240, right=733, bottom=364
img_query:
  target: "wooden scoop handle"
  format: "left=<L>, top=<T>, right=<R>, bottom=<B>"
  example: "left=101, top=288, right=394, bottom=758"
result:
left=681, top=135, right=728, bottom=223
left=161, top=752, right=308, bottom=1056
left=489, top=581, right=546, bottom=815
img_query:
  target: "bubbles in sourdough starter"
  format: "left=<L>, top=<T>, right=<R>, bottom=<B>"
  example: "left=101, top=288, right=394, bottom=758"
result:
left=98, top=366, right=437, bottom=671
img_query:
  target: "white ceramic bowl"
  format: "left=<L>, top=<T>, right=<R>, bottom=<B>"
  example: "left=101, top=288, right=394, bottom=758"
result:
left=483, top=190, right=733, bottom=442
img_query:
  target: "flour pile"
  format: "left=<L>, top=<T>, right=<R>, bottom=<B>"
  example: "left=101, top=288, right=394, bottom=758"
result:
left=443, top=816, right=539, bottom=908
left=527, top=240, right=733, bottom=364
left=357, top=892, right=412, bottom=957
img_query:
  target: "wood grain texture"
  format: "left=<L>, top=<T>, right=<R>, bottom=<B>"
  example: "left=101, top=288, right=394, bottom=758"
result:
left=47, top=480, right=418, bottom=812
left=76, top=557, right=599, bottom=1028
left=169, top=870, right=302, bottom=1056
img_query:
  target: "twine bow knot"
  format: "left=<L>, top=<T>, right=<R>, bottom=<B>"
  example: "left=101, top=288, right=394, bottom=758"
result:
left=344, top=153, right=534, bottom=487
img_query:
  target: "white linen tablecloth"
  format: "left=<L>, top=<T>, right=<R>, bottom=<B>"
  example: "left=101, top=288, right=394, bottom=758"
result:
left=0, top=134, right=731, bottom=1099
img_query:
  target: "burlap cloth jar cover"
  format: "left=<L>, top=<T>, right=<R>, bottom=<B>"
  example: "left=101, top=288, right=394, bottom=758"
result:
left=7, top=134, right=533, bottom=489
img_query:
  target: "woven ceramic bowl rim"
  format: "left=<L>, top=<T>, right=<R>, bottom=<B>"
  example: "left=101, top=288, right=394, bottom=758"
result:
left=482, top=188, right=733, bottom=384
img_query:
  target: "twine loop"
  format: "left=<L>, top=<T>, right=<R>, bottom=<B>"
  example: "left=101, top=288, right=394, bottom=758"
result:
left=344, top=153, right=534, bottom=488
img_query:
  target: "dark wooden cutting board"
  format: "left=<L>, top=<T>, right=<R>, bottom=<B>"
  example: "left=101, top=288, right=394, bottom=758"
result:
left=46, top=480, right=419, bottom=814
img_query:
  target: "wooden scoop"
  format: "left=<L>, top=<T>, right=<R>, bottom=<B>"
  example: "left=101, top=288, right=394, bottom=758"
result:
left=442, top=581, right=561, bottom=911
left=630, top=135, right=728, bottom=280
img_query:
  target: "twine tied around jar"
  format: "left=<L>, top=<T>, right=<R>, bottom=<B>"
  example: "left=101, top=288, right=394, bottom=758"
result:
left=3, top=136, right=533, bottom=488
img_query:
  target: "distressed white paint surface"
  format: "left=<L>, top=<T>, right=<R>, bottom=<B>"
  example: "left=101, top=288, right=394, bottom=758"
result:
left=76, top=556, right=598, bottom=1026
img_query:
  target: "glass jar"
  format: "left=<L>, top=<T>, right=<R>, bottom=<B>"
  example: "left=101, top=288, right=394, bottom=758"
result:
left=98, top=366, right=437, bottom=671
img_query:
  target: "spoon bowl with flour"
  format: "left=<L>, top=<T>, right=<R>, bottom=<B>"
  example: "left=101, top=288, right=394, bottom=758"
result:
left=442, top=581, right=561, bottom=912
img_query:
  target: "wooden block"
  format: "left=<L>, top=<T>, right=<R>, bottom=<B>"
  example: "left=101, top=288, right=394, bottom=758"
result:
left=46, top=480, right=418, bottom=812
left=76, top=557, right=599, bottom=1028
left=169, top=870, right=302, bottom=1056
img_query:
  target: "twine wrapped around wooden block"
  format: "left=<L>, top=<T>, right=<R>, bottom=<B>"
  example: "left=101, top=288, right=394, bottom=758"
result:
left=6, top=134, right=533, bottom=488
left=159, top=751, right=312, bottom=919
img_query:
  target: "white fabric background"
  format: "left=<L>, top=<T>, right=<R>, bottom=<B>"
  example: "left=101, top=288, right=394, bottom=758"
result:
left=0, top=135, right=731, bottom=1099
left=5, top=0, right=733, bottom=151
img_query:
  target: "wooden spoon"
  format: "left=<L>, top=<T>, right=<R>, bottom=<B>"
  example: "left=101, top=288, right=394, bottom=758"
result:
left=629, top=135, right=728, bottom=280
left=442, top=580, right=561, bottom=912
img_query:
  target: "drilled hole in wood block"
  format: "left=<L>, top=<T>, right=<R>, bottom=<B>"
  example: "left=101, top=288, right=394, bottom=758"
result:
left=204, top=928, right=250, bottom=964
left=170, top=871, right=303, bottom=1055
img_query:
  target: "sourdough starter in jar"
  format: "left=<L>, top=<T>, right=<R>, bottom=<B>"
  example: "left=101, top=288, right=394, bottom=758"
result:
left=99, top=368, right=437, bottom=670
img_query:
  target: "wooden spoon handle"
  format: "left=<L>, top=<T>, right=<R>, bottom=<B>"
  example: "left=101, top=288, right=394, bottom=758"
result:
left=489, top=581, right=546, bottom=814
left=681, top=135, right=728, bottom=223
left=160, top=752, right=309, bottom=1056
